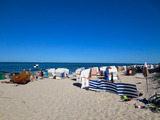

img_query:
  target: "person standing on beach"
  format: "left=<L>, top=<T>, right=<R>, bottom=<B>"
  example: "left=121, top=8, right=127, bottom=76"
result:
left=104, top=67, right=112, bottom=81
left=40, top=70, right=44, bottom=79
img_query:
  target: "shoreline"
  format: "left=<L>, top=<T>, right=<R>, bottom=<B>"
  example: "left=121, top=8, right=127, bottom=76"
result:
left=0, top=62, right=159, bottom=74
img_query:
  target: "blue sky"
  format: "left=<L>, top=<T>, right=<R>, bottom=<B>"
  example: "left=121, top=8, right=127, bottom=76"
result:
left=0, top=0, right=160, bottom=63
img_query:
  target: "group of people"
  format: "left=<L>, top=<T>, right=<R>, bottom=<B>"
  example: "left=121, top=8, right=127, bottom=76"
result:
left=30, top=69, right=44, bottom=81
left=31, top=68, right=111, bottom=81
left=31, top=69, right=70, bottom=81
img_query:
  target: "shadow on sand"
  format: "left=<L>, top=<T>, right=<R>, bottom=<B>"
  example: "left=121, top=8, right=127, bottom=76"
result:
left=4, top=80, right=31, bottom=87
left=73, top=83, right=81, bottom=88
left=71, top=78, right=76, bottom=81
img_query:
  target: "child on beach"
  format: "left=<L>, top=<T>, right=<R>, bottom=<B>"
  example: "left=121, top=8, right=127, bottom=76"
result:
left=66, top=73, right=69, bottom=78
left=31, top=75, right=35, bottom=81
left=36, top=72, right=39, bottom=81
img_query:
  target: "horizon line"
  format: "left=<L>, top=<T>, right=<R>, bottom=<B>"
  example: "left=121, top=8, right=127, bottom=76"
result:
left=0, top=61, right=158, bottom=64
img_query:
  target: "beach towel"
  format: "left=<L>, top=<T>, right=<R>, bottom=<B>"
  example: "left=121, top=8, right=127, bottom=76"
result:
left=89, top=80, right=138, bottom=98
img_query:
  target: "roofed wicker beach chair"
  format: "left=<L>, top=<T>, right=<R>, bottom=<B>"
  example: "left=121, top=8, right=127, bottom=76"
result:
left=56, top=72, right=62, bottom=80
left=90, top=68, right=98, bottom=80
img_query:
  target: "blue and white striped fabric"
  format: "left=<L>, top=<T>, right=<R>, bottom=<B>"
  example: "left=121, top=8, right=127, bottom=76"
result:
left=89, top=80, right=138, bottom=98
left=89, top=80, right=117, bottom=94
left=116, top=83, right=138, bottom=98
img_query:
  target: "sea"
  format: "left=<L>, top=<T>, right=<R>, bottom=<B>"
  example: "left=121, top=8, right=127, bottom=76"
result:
left=0, top=62, right=144, bottom=74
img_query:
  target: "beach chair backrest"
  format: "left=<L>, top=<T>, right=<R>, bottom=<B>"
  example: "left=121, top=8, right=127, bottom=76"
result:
left=56, top=72, right=62, bottom=77
left=90, top=68, right=97, bottom=77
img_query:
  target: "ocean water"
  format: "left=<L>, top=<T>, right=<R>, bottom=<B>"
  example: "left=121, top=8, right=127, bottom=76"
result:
left=0, top=62, right=140, bottom=73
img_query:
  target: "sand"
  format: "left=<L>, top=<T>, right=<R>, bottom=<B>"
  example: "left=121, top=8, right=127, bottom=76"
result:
left=0, top=72, right=160, bottom=120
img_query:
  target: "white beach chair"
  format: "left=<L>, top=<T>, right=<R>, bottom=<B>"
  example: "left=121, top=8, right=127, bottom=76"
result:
left=56, top=72, right=62, bottom=80
left=48, top=68, right=56, bottom=79
left=75, top=68, right=85, bottom=81
left=109, top=66, right=118, bottom=80
left=81, top=69, right=90, bottom=89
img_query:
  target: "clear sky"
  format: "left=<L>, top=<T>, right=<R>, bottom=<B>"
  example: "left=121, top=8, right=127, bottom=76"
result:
left=0, top=0, right=160, bottom=63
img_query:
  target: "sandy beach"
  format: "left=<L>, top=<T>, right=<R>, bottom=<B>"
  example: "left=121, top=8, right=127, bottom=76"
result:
left=1, top=0, right=160, bottom=119
left=0, top=72, right=160, bottom=120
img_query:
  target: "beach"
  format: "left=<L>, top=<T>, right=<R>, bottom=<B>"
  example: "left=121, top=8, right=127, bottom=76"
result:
left=1, top=0, right=160, bottom=119
left=0, top=71, right=160, bottom=120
